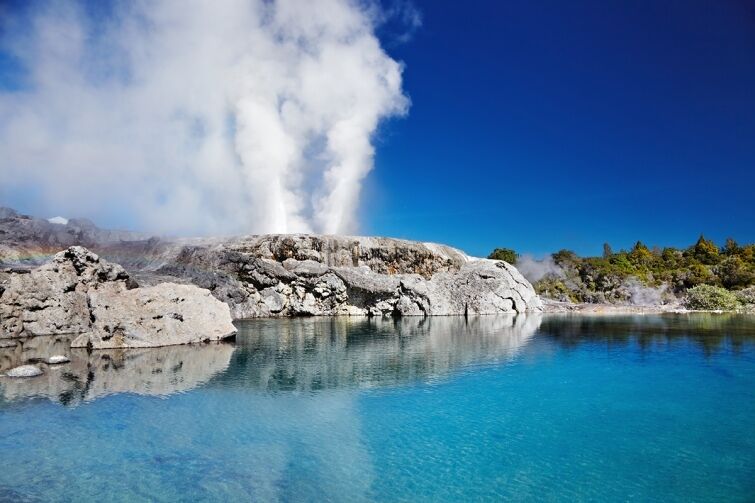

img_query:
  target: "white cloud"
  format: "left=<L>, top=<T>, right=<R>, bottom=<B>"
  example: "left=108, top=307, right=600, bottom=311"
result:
left=0, top=0, right=409, bottom=235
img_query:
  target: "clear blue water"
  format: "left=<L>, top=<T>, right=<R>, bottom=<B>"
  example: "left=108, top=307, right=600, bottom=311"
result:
left=1, top=314, right=754, bottom=502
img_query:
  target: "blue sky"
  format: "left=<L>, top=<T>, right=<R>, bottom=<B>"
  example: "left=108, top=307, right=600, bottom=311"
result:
left=364, top=0, right=755, bottom=256
left=1, top=0, right=754, bottom=257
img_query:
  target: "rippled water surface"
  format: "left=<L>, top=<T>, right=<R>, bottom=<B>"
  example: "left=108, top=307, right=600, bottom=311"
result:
left=1, top=314, right=754, bottom=502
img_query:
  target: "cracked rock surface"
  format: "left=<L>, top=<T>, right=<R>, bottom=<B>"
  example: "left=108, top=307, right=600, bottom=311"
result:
left=0, top=247, right=236, bottom=347
left=142, top=235, right=543, bottom=318
left=1, top=209, right=542, bottom=319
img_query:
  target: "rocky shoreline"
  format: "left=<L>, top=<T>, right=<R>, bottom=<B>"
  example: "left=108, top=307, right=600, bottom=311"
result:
left=541, top=298, right=689, bottom=314
left=7, top=206, right=740, bottom=381
left=0, top=207, right=543, bottom=378
left=0, top=208, right=543, bottom=319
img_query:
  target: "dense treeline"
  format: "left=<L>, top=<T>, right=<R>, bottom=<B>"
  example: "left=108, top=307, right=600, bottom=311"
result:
left=489, top=236, right=755, bottom=308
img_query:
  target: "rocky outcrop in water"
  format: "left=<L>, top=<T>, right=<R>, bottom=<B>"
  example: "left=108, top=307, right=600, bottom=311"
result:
left=0, top=208, right=543, bottom=317
left=150, top=235, right=543, bottom=317
left=0, top=247, right=236, bottom=347
left=72, top=282, right=238, bottom=349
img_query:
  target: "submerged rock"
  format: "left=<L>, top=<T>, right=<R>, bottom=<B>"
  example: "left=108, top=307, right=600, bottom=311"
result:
left=0, top=336, right=236, bottom=404
left=5, top=364, right=43, bottom=378
left=0, top=246, right=237, bottom=347
left=45, top=355, right=70, bottom=364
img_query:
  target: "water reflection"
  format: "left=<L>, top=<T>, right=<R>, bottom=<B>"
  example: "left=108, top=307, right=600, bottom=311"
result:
left=3, top=314, right=753, bottom=406
left=0, top=314, right=753, bottom=501
left=0, top=315, right=542, bottom=404
left=539, top=313, right=755, bottom=355
left=0, top=336, right=235, bottom=405
left=216, top=314, right=542, bottom=392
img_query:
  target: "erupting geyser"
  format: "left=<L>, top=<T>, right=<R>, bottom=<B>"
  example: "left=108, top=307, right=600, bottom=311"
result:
left=0, top=0, right=410, bottom=235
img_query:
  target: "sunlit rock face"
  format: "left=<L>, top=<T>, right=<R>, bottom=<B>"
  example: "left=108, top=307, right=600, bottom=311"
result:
left=0, top=246, right=133, bottom=337
left=0, top=247, right=237, bottom=347
left=0, top=209, right=543, bottom=318
left=0, top=335, right=235, bottom=405
left=142, top=235, right=543, bottom=318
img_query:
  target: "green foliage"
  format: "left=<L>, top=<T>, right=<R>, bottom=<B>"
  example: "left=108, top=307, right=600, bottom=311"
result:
left=716, top=256, right=755, bottom=289
left=688, top=235, right=720, bottom=265
left=489, top=235, right=755, bottom=306
left=684, top=285, right=741, bottom=311
left=684, top=263, right=715, bottom=288
left=628, top=241, right=654, bottom=269
left=552, top=249, right=579, bottom=266
left=723, top=238, right=740, bottom=256
left=487, top=248, right=518, bottom=264
left=533, top=276, right=577, bottom=303
left=741, top=245, right=755, bottom=265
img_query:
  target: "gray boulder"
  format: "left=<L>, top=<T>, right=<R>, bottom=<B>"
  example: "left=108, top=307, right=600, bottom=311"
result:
left=151, top=235, right=542, bottom=317
left=398, top=259, right=542, bottom=315
left=71, top=283, right=236, bottom=349
left=0, top=247, right=236, bottom=347
left=0, top=246, right=133, bottom=337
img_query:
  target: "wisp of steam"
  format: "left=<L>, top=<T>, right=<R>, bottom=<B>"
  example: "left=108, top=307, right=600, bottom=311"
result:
left=0, top=0, right=410, bottom=235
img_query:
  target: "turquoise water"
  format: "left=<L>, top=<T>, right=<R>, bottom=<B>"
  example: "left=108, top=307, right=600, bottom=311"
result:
left=1, top=314, right=754, bottom=502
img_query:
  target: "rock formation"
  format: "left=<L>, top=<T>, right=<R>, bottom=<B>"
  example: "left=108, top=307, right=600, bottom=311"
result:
left=147, top=235, right=543, bottom=318
left=0, top=247, right=236, bottom=347
left=72, top=282, right=238, bottom=349
left=1, top=208, right=543, bottom=319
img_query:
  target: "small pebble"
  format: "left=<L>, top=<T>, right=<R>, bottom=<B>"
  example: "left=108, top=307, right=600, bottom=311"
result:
left=46, top=355, right=70, bottom=365
left=5, top=365, right=43, bottom=378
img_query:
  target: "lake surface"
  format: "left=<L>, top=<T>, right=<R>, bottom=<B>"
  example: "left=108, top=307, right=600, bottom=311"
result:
left=1, top=314, right=754, bottom=502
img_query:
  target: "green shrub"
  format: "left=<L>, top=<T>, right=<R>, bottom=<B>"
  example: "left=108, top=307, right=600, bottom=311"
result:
left=684, top=285, right=741, bottom=311
left=488, top=248, right=518, bottom=264
left=688, top=235, right=721, bottom=265
left=552, top=249, right=580, bottom=266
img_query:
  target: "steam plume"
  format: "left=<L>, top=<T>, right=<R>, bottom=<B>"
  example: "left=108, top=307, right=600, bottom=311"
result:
left=516, top=254, right=564, bottom=283
left=0, top=0, right=409, bottom=235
